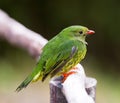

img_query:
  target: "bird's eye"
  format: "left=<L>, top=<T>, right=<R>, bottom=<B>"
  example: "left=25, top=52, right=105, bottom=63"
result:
left=79, top=31, right=83, bottom=34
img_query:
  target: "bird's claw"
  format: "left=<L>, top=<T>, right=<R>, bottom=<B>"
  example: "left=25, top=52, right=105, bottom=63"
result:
left=62, top=71, right=77, bottom=82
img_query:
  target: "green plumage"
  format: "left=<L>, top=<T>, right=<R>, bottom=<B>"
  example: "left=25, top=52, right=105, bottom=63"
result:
left=16, top=25, right=93, bottom=92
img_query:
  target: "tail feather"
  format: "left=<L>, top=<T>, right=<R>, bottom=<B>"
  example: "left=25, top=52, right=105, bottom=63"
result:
left=16, top=64, right=44, bottom=92
left=16, top=70, right=43, bottom=92
left=16, top=75, right=34, bottom=92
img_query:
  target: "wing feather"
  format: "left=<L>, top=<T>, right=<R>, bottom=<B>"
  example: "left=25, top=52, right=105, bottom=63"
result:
left=42, top=40, right=78, bottom=81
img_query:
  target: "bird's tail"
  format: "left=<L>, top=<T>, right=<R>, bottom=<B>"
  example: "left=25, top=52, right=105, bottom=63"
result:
left=16, top=74, right=34, bottom=92
left=16, top=70, right=43, bottom=92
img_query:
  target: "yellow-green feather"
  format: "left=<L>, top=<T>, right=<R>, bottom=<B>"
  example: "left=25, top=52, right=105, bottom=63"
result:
left=58, top=42, right=86, bottom=74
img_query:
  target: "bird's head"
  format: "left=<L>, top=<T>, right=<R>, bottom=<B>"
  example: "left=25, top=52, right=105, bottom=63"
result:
left=60, top=25, right=95, bottom=43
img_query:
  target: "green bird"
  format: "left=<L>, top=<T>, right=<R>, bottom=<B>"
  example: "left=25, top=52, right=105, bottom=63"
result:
left=16, top=25, right=95, bottom=92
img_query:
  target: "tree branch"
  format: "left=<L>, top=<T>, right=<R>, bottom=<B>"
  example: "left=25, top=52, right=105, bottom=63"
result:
left=50, top=64, right=97, bottom=103
left=0, top=9, right=47, bottom=60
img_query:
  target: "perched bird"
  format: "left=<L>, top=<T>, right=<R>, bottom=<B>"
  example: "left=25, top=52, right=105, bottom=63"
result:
left=16, top=25, right=95, bottom=92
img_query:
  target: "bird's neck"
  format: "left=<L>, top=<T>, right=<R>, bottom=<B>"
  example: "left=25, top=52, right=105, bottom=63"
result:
left=76, top=37, right=88, bottom=45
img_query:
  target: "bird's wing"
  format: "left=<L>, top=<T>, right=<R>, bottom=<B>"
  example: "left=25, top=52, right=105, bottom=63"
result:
left=42, top=40, right=78, bottom=81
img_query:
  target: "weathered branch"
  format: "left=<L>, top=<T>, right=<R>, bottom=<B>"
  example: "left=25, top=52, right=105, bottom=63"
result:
left=0, top=9, right=47, bottom=60
left=0, top=9, right=97, bottom=103
left=50, top=64, right=97, bottom=103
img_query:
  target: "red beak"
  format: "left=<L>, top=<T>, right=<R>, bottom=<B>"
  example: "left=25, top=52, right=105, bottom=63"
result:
left=87, top=30, right=95, bottom=35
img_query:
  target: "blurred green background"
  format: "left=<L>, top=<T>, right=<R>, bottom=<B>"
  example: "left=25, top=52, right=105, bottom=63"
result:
left=0, top=0, right=120, bottom=103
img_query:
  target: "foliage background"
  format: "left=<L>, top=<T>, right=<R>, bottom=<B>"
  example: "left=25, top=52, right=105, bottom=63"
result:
left=0, top=0, right=120, bottom=103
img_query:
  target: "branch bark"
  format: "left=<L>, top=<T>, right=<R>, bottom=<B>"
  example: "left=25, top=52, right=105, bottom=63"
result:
left=50, top=64, right=97, bottom=103
left=0, top=9, right=97, bottom=103
left=0, top=9, right=47, bottom=60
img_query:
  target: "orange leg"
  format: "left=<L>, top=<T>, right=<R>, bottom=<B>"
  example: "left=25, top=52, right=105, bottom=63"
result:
left=62, top=71, right=77, bottom=82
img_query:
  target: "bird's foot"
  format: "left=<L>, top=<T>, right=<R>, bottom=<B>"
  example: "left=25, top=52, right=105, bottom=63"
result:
left=62, top=71, right=77, bottom=82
